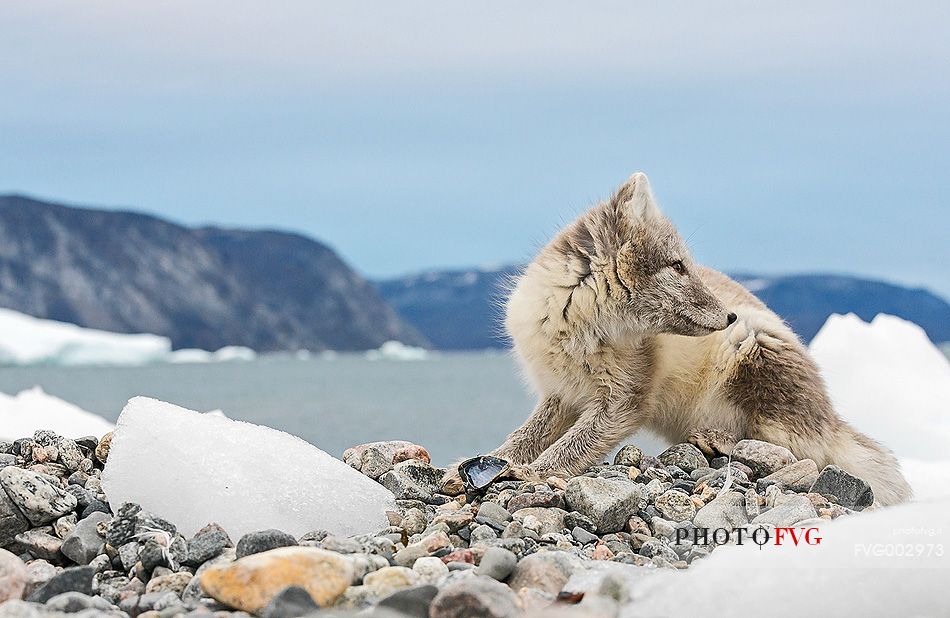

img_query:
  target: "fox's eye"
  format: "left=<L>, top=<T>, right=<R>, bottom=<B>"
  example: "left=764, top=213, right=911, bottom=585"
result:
left=670, top=260, right=686, bottom=275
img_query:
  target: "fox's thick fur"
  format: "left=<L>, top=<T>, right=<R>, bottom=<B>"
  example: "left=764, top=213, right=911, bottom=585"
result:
left=469, top=172, right=911, bottom=506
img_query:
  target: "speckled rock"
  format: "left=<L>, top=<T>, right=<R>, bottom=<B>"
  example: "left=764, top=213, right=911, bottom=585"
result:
left=564, top=477, right=644, bottom=534
left=658, top=444, right=708, bottom=474
left=0, top=467, right=77, bottom=525
left=810, top=465, right=874, bottom=511
left=430, top=575, right=520, bottom=618
left=731, top=439, right=797, bottom=478
left=0, top=548, right=28, bottom=602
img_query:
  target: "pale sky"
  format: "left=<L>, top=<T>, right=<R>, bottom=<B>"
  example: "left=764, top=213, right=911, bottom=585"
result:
left=2, top=1, right=948, bottom=296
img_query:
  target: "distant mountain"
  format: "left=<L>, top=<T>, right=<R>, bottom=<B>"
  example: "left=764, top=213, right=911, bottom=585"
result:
left=0, top=195, right=426, bottom=351
left=377, top=267, right=950, bottom=349
left=376, top=266, right=522, bottom=350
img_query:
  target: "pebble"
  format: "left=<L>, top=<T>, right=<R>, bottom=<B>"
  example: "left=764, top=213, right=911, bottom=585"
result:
left=185, top=522, right=232, bottom=565
left=14, top=529, right=63, bottom=561
left=394, top=531, right=452, bottom=567
left=260, top=585, right=320, bottom=618
left=27, top=565, right=94, bottom=603
left=658, top=444, right=709, bottom=474
left=0, top=487, right=29, bottom=547
left=430, top=575, right=520, bottom=618
left=759, top=459, right=820, bottom=493
left=412, top=556, right=449, bottom=584
left=654, top=490, right=697, bottom=522
left=693, top=492, right=750, bottom=530
left=475, top=501, right=512, bottom=526
left=571, top=526, right=598, bottom=545
left=0, top=467, right=78, bottom=525
left=731, top=439, right=797, bottom=478
left=61, top=511, right=111, bottom=565
left=200, top=546, right=353, bottom=613
left=364, top=565, right=420, bottom=596
left=506, top=490, right=564, bottom=512
left=810, top=465, right=874, bottom=511
left=0, top=548, right=28, bottom=602
left=478, top=546, right=518, bottom=581
left=508, top=551, right=578, bottom=595
left=377, top=584, right=439, bottom=618
left=613, top=445, right=642, bottom=468
left=94, top=433, right=112, bottom=464
left=564, top=477, right=644, bottom=534
left=235, top=529, right=297, bottom=558
left=752, top=494, right=819, bottom=526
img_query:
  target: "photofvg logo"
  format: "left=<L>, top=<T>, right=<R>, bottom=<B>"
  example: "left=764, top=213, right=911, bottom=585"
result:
left=675, top=525, right=823, bottom=549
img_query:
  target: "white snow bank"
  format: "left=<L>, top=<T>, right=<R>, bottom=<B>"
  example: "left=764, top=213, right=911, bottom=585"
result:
left=365, top=340, right=429, bottom=361
left=809, top=313, right=950, bottom=499
left=0, top=308, right=171, bottom=366
left=0, top=387, right=114, bottom=441
left=625, top=496, right=950, bottom=618
left=101, top=397, right=396, bottom=538
left=167, top=346, right=257, bottom=364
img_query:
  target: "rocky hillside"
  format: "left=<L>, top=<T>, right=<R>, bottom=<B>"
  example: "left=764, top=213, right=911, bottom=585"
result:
left=378, top=267, right=950, bottom=349
left=0, top=195, right=426, bottom=351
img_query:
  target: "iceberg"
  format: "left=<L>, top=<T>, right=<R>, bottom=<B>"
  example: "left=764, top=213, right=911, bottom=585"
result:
left=809, top=313, right=950, bottom=461
left=0, top=386, right=114, bottom=441
left=365, top=340, right=429, bottom=361
left=101, top=397, right=396, bottom=538
left=809, top=313, right=950, bottom=500
left=167, top=345, right=257, bottom=364
left=0, top=308, right=171, bottom=366
left=0, top=308, right=257, bottom=366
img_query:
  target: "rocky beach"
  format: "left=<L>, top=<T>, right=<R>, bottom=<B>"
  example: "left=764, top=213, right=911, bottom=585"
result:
left=0, top=423, right=884, bottom=618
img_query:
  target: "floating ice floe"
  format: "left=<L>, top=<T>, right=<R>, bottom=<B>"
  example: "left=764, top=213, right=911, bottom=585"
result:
left=0, top=386, right=114, bottom=441
left=0, top=307, right=171, bottom=366
left=809, top=313, right=950, bottom=500
left=365, top=340, right=429, bottom=361
left=101, top=397, right=396, bottom=538
left=0, top=308, right=257, bottom=366
left=167, top=345, right=257, bottom=364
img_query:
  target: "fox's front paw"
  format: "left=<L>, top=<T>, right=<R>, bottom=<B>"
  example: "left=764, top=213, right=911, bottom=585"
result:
left=688, top=427, right=738, bottom=458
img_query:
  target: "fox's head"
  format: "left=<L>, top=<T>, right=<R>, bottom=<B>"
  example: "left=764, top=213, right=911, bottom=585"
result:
left=561, top=172, right=735, bottom=337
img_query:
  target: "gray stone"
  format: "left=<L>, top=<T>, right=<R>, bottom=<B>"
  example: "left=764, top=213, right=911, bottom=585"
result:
left=571, top=526, right=598, bottom=545
left=508, top=551, right=580, bottom=595
left=614, top=445, right=643, bottom=468
left=759, top=459, right=820, bottom=493
left=564, top=477, right=644, bottom=534
left=430, top=573, right=520, bottom=618
left=260, top=585, right=320, bottom=618
left=638, top=538, right=679, bottom=562
left=0, top=490, right=29, bottom=547
left=654, top=490, right=696, bottom=522
left=185, top=522, right=232, bottom=565
left=379, top=460, right=443, bottom=502
left=378, top=584, right=439, bottom=618
left=658, top=444, right=708, bottom=474
left=511, top=507, right=568, bottom=535
left=810, top=465, right=874, bottom=511
left=0, top=467, right=77, bottom=525
left=752, top=494, right=818, bottom=526
left=731, top=439, right=797, bottom=478
left=693, top=492, right=750, bottom=530
left=27, top=565, right=94, bottom=603
left=235, top=528, right=297, bottom=558
left=475, top=501, right=511, bottom=528
left=45, top=591, right=113, bottom=613
left=469, top=524, right=497, bottom=543
left=61, top=512, right=111, bottom=565
left=477, top=547, right=517, bottom=581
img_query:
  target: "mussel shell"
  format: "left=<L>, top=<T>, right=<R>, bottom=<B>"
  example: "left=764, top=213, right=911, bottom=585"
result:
left=458, top=455, right=510, bottom=492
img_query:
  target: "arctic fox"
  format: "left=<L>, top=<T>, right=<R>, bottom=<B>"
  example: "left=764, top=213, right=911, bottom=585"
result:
left=462, top=172, right=911, bottom=505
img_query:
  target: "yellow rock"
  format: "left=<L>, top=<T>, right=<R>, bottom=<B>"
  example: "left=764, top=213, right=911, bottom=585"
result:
left=200, top=546, right=353, bottom=613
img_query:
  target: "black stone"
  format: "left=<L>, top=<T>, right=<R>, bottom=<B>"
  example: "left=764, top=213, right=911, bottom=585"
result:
left=28, top=566, right=94, bottom=603
left=377, top=584, right=439, bottom=618
left=810, top=465, right=874, bottom=511
left=236, top=529, right=297, bottom=559
left=185, top=523, right=232, bottom=566
left=261, top=585, right=321, bottom=618
left=81, top=500, right=111, bottom=518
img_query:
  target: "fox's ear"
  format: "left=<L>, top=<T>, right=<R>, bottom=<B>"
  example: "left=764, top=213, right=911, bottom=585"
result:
left=616, top=172, right=661, bottom=221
